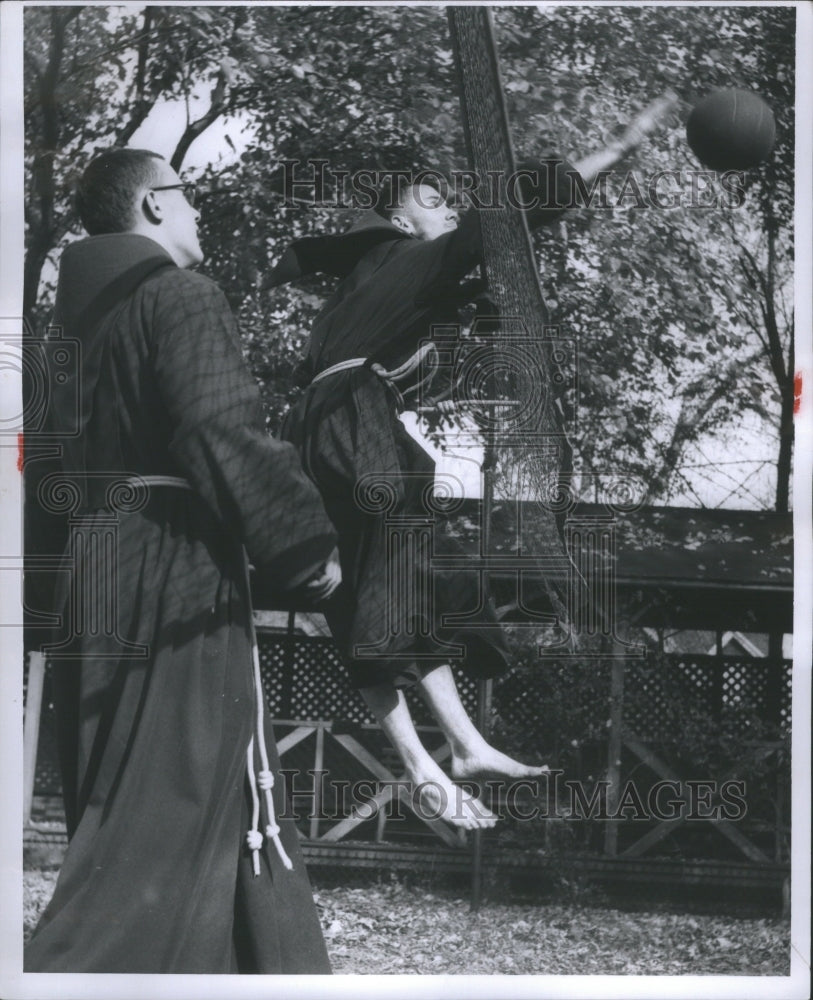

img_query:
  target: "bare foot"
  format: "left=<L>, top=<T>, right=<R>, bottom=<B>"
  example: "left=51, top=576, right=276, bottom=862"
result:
left=404, top=759, right=498, bottom=830
left=451, top=745, right=550, bottom=782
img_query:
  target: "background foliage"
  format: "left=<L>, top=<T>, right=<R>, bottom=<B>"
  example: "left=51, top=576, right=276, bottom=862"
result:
left=24, top=4, right=795, bottom=509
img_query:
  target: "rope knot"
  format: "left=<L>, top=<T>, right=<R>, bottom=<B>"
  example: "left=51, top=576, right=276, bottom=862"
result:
left=246, top=611, right=296, bottom=874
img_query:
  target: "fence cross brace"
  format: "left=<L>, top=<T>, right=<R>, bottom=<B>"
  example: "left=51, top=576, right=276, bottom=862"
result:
left=274, top=720, right=464, bottom=849
left=620, top=735, right=771, bottom=863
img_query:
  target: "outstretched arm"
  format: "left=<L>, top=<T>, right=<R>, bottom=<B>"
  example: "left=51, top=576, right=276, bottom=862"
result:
left=573, top=91, right=678, bottom=184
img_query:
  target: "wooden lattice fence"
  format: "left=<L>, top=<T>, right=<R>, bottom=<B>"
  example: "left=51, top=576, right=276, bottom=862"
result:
left=254, top=631, right=480, bottom=727
left=621, top=655, right=791, bottom=741
left=28, top=636, right=791, bottom=850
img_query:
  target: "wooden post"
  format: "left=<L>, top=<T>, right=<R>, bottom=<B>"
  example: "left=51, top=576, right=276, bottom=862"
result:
left=766, top=634, right=784, bottom=728
left=774, top=767, right=785, bottom=863
left=470, top=363, right=498, bottom=912
left=470, top=677, right=493, bottom=912
left=604, top=644, right=625, bottom=856
left=375, top=800, right=388, bottom=844
left=712, top=631, right=724, bottom=723
left=23, top=650, right=46, bottom=826
left=278, top=609, right=296, bottom=719
left=310, top=721, right=325, bottom=841
left=767, top=631, right=783, bottom=660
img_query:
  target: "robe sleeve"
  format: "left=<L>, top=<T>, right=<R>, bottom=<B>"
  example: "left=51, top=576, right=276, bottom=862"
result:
left=148, top=269, right=336, bottom=588
left=515, top=157, right=579, bottom=230
left=268, top=229, right=403, bottom=285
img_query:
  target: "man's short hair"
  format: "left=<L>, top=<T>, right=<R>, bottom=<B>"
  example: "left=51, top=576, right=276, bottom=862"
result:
left=75, top=148, right=165, bottom=235
left=373, top=170, right=446, bottom=220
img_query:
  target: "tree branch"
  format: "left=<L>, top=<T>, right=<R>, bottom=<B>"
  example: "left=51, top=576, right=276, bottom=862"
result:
left=647, top=348, right=765, bottom=495
left=170, top=69, right=228, bottom=171
left=733, top=235, right=788, bottom=391
left=115, top=7, right=159, bottom=147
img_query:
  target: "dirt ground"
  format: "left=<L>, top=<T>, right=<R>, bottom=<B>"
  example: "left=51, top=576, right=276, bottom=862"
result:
left=24, top=870, right=789, bottom=976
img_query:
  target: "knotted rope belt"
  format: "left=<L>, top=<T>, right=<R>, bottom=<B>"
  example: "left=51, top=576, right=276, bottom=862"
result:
left=123, top=475, right=292, bottom=874
left=310, top=342, right=439, bottom=407
left=309, top=344, right=520, bottom=416
left=122, top=475, right=194, bottom=491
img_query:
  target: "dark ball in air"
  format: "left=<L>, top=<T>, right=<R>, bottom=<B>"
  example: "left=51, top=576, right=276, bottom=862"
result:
left=686, top=88, right=776, bottom=171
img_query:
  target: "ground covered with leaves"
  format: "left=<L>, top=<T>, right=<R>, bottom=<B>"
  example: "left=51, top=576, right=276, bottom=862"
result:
left=24, top=870, right=788, bottom=976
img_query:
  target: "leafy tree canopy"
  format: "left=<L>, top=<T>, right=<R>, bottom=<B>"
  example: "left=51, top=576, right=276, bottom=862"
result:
left=23, top=4, right=795, bottom=510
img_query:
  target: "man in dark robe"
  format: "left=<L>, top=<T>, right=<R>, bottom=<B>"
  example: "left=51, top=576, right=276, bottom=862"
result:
left=25, top=148, right=339, bottom=973
left=272, top=163, right=573, bottom=828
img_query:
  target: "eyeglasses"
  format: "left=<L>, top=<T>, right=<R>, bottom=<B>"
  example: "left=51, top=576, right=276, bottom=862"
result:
left=151, top=182, right=197, bottom=207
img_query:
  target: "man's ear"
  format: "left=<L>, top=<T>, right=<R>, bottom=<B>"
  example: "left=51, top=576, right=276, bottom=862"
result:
left=390, top=212, right=414, bottom=235
left=141, top=189, right=162, bottom=226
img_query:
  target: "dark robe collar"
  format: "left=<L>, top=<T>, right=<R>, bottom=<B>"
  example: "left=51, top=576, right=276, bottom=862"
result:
left=268, top=210, right=409, bottom=287
left=54, top=233, right=174, bottom=331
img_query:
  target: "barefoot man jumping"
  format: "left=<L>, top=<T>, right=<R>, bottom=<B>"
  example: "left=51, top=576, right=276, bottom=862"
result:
left=270, top=160, right=575, bottom=828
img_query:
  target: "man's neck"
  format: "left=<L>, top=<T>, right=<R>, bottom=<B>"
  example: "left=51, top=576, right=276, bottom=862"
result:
left=127, top=223, right=183, bottom=267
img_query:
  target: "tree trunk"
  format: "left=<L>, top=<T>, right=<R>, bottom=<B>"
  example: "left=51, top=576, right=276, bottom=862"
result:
left=23, top=240, right=51, bottom=327
left=24, top=9, right=78, bottom=324
left=774, top=385, right=793, bottom=513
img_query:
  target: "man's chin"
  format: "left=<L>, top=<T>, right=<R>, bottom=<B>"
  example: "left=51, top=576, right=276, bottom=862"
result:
left=425, top=225, right=458, bottom=241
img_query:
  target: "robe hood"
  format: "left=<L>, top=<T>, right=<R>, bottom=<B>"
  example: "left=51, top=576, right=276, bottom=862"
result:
left=49, top=234, right=176, bottom=505
left=267, top=210, right=407, bottom=287
left=54, top=233, right=174, bottom=330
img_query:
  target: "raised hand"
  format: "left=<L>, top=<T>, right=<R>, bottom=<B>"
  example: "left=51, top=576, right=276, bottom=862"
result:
left=573, top=91, right=679, bottom=184
left=302, top=547, right=342, bottom=602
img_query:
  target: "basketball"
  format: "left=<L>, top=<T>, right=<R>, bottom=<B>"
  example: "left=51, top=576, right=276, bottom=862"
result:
left=686, top=88, right=776, bottom=171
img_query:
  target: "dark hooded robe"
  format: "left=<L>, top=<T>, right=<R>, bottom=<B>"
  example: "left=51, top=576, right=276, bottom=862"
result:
left=275, top=160, right=573, bottom=689
left=25, top=233, right=336, bottom=974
